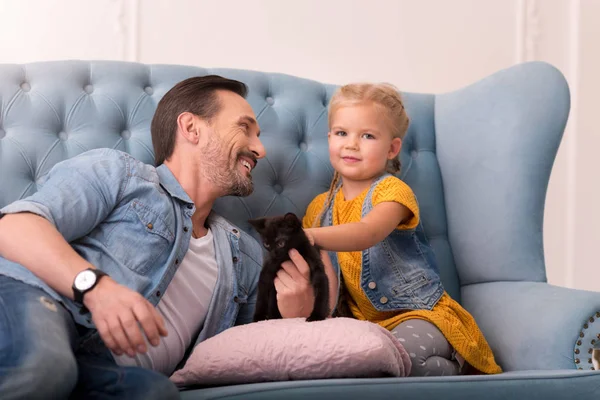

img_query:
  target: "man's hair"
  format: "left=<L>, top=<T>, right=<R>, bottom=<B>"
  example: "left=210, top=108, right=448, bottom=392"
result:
left=151, top=75, right=248, bottom=165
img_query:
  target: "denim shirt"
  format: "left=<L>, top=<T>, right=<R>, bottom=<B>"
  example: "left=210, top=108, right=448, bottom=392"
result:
left=0, top=148, right=262, bottom=347
left=323, top=173, right=444, bottom=311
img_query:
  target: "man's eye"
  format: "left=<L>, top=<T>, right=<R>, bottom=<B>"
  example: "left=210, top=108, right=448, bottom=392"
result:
left=263, top=242, right=270, bottom=249
left=277, top=240, right=285, bottom=248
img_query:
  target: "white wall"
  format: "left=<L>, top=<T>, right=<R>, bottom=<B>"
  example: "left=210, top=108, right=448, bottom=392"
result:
left=0, top=0, right=597, bottom=292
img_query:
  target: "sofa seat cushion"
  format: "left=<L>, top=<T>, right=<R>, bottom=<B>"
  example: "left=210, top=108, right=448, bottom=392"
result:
left=180, top=370, right=600, bottom=400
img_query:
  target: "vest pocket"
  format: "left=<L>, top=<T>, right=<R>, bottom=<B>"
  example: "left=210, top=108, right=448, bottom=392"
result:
left=390, top=272, right=429, bottom=296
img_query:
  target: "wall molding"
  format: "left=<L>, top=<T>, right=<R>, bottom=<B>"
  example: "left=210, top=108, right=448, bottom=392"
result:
left=515, top=0, right=540, bottom=63
left=112, top=0, right=139, bottom=62
left=565, top=0, right=581, bottom=289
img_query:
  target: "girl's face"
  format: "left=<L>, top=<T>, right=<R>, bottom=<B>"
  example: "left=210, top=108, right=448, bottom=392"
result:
left=328, top=102, right=401, bottom=184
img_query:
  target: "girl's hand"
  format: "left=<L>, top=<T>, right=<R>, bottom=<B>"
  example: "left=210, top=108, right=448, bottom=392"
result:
left=303, top=228, right=316, bottom=246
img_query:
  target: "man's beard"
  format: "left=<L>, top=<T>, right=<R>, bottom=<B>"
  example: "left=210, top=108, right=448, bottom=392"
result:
left=201, top=135, right=255, bottom=197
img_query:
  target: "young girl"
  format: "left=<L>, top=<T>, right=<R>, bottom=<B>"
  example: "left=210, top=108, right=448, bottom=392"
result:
left=302, top=83, right=501, bottom=376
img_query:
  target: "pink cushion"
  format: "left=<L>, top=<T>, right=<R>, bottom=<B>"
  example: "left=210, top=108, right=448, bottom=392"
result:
left=170, top=317, right=411, bottom=386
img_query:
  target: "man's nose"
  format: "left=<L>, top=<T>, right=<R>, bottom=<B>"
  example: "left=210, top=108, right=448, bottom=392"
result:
left=250, top=136, right=266, bottom=159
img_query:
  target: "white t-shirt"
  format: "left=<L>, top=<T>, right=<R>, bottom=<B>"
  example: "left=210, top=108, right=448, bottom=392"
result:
left=112, top=228, right=218, bottom=375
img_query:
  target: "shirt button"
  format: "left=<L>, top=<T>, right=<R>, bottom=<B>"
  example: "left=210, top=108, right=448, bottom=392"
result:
left=147, top=223, right=153, bottom=230
left=232, top=229, right=238, bottom=234
left=187, top=204, right=193, bottom=209
left=183, top=227, right=189, bottom=232
left=232, top=257, right=238, bottom=263
left=380, top=296, right=388, bottom=304
left=175, top=259, right=179, bottom=265
left=368, top=281, right=377, bottom=289
left=156, top=290, right=161, bottom=297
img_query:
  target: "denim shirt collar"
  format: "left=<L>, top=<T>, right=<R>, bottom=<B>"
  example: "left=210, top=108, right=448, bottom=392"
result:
left=156, top=164, right=194, bottom=205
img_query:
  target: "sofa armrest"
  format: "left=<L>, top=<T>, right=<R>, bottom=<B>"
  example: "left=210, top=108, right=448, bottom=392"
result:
left=462, top=281, right=600, bottom=371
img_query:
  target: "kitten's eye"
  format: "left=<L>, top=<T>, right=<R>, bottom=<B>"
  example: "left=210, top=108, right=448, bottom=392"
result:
left=263, top=242, right=270, bottom=249
left=277, top=240, right=285, bottom=248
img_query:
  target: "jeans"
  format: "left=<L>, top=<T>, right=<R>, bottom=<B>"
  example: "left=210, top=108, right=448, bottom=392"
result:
left=0, top=275, right=180, bottom=399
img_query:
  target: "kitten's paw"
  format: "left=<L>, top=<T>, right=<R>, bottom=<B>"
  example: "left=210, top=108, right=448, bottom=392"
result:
left=306, top=313, right=327, bottom=322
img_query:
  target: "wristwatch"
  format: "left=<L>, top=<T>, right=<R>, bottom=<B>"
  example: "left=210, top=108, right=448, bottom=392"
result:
left=72, top=268, right=108, bottom=305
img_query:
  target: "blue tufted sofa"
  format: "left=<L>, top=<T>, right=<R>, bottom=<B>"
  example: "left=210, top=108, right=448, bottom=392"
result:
left=1, top=60, right=599, bottom=400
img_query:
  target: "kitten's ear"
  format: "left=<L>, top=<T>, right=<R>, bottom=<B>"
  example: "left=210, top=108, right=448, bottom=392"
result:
left=284, top=213, right=302, bottom=229
left=248, top=217, right=267, bottom=234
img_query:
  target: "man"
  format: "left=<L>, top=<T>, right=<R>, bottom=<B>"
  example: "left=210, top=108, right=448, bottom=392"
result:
left=0, top=75, right=334, bottom=399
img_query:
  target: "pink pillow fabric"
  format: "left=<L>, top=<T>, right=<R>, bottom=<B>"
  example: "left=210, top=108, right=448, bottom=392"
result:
left=170, top=317, right=411, bottom=386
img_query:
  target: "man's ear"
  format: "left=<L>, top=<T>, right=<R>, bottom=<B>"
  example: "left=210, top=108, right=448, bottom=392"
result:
left=248, top=217, right=267, bottom=234
left=388, top=137, right=402, bottom=160
left=177, top=112, right=201, bottom=144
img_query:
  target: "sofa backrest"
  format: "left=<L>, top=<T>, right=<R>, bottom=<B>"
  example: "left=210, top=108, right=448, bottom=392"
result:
left=0, top=61, right=570, bottom=303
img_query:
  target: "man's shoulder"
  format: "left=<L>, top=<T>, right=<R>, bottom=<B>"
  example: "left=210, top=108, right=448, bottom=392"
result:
left=72, top=149, right=158, bottom=181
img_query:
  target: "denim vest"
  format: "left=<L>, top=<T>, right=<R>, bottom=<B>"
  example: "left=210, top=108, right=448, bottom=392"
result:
left=322, top=173, right=444, bottom=311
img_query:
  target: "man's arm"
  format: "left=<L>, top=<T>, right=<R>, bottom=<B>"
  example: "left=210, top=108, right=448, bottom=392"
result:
left=0, top=150, right=166, bottom=357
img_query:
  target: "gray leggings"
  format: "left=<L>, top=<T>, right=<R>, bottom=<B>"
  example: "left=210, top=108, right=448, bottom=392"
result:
left=390, top=319, right=463, bottom=376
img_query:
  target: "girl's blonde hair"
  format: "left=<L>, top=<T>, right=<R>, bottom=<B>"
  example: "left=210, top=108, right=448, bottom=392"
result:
left=312, top=83, right=410, bottom=228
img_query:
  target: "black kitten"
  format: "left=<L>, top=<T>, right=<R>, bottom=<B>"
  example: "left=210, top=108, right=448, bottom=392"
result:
left=248, top=213, right=329, bottom=322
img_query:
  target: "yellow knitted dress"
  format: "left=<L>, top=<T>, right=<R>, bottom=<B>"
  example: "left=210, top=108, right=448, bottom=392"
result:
left=303, top=176, right=501, bottom=374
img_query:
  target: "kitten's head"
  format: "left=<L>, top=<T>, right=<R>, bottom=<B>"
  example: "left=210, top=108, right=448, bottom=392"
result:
left=248, top=213, right=306, bottom=258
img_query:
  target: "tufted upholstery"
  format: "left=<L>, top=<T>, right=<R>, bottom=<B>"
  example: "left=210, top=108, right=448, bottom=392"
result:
left=0, top=60, right=463, bottom=299
left=3, top=60, right=600, bottom=400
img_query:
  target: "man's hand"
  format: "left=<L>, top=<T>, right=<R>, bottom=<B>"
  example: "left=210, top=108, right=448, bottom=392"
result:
left=275, top=249, right=314, bottom=318
left=275, top=248, right=338, bottom=318
left=83, top=277, right=168, bottom=357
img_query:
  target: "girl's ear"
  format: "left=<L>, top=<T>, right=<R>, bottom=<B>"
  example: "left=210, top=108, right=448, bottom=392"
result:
left=388, top=137, right=402, bottom=160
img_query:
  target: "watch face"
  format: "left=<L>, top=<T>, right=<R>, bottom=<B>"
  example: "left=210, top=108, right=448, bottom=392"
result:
left=74, top=270, right=97, bottom=291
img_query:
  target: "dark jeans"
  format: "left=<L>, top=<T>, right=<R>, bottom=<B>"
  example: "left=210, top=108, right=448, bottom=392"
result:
left=0, top=275, right=180, bottom=399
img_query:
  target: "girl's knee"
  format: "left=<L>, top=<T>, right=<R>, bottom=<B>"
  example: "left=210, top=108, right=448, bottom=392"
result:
left=391, top=319, right=461, bottom=376
left=409, top=355, right=461, bottom=377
